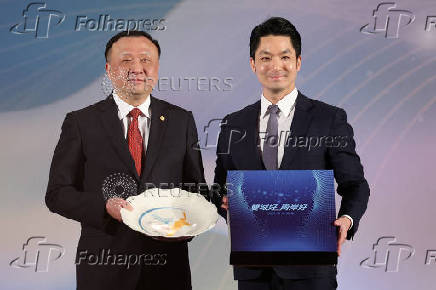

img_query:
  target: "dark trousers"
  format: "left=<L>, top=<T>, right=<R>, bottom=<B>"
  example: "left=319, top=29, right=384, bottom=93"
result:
left=238, top=268, right=337, bottom=290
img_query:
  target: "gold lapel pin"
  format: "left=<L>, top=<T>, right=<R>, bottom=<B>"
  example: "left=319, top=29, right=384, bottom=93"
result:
left=160, top=115, right=165, bottom=121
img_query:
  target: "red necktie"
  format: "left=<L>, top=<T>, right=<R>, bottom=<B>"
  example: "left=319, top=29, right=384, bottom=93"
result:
left=128, top=108, right=144, bottom=176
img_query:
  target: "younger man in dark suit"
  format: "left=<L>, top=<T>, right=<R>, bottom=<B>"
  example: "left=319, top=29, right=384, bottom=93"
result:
left=214, top=17, right=370, bottom=290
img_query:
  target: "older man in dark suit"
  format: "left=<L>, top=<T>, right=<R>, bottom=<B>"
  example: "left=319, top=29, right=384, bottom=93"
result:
left=46, top=31, right=205, bottom=290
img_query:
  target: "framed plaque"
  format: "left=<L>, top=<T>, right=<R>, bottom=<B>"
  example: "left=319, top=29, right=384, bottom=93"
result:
left=227, top=170, right=337, bottom=265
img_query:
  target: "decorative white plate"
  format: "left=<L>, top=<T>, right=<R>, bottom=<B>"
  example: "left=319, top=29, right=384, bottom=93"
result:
left=120, top=188, right=219, bottom=237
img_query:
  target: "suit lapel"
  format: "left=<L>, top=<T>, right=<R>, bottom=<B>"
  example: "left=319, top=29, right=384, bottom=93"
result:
left=280, top=92, right=314, bottom=169
left=97, top=95, right=140, bottom=181
left=231, top=101, right=264, bottom=170
left=141, top=96, right=168, bottom=183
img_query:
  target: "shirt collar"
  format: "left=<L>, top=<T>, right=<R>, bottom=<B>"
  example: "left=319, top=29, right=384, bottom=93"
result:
left=260, top=87, right=298, bottom=119
left=112, top=91, right=151, bottom=120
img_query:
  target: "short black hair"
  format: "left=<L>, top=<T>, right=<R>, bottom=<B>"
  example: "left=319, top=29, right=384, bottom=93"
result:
left=105, top=30, right=161, bottom=62
left=249, top=17, right=301, bottom=59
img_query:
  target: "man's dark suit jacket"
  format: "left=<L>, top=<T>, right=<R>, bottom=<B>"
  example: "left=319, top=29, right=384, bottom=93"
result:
left=213, top=91, right=370, bottom=280
left=46, top=95, right=206, bottom=290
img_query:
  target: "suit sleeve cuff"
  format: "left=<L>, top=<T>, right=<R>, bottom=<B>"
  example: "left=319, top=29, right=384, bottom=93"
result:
left=341, top=214, right=353, bottom=230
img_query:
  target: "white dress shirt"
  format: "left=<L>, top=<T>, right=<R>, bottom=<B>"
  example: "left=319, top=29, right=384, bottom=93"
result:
left=259, top=87, right=298, bottom=168
left=112, top=92, right=151, bottom=150
left=258, top=88, right=353, bottom=229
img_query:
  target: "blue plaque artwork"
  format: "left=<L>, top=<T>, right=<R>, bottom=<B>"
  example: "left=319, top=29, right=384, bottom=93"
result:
left=226, top=170, right=337, bottom=265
